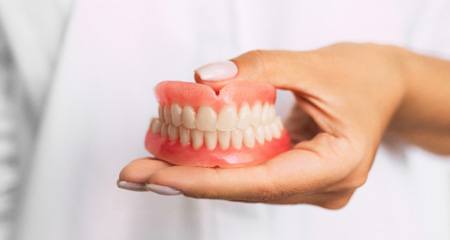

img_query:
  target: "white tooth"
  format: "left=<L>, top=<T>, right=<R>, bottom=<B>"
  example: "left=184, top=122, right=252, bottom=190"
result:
left=196, top=106, right=216, bottom=131
left=237, top=103, right=251, bottom=130
left=243, top=128, right=255, bottom=148
left=271, top=123, right=281, bottom=139
left=217, top=105, right=238, bottom=130
left=268, top=105, right=276, bottom=123
left=275, top=116, right=284, bottom=130
left=168, top=125, right=178, bottom=141
left=179, top=127, right=190, bottom=146
left=231, top=129, right=243, bottom=150
left=218, top=131, right=231, bottom=150
left=164, top=105, right=171, bottom=124
left=158, top=106, right=165, bottom=123
left=150, top=118, right=161, bottom=134
left=205, top=131, right=218, bottom=150
left=264, top=125, right=273, bottom=141
left=251, top=102, right=262, bottom=126
left=261, top=103, right=271, bottom=124
left=182, top=106, right=196, bottom=129
left=160, top=124, right=168, bottom=138
left=170, top=104, right=182, bottom=126
left=191, top=130, right=204, bottom=150
left=254, top=126, right=265, bottom=145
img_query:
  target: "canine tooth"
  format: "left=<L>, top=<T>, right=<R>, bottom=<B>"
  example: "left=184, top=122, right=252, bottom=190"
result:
left=163, top=105, right=171, bottom=124
left=171, top=104, right=182, bottom=126
left=251, top=102, right=262, bottom=126
left=231, top=129, right=243, bottom=149
left=244, top=128, right=255, bottom=148
left=179, top=127, right=190, bottom=146
left=271, top=123, right=281, bottom=139
left=261, top=103, right=271, bottom=124
left=264, top=125, right=273, bottom=141
left=160, top=124, right=168, bottom=138
left=191, top=130, right=204, bottom=150
left=217, top=105, right=238, bottom=130
left=150, top=118, right=161, bottom=134
left=254, top=126, right=265, bottom=145
left=218, top=131, right=231, bottom=150
left=182, top=106, right=196, bottom=129
left=158, top=106, right=165, bottom=122
left=237, top=103, right=251, bottom=129
left=196, top=106, right=216, bottom=131
left=205, top=131, right=218, bottom=150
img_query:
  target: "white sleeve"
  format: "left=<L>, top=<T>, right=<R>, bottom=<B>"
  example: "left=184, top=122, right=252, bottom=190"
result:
left=0, top=25, right=19, bottom=240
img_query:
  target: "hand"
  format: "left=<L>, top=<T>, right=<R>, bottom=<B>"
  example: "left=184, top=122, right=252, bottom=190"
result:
left=118, top=43, right=440, bottom=208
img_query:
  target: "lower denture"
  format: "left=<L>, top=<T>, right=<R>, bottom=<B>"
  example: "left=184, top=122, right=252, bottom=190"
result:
left=146, top=81, right=291, bottom=168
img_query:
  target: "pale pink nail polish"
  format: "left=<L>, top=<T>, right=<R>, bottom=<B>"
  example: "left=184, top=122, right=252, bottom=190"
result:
left=145, top=184, right=181, bottom=195
left=195, top=60, right=238, bottom=81
left=117, top=180, right=146, bottom=191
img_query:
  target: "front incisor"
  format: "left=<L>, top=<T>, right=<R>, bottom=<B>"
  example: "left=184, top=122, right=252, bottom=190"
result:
left=196, top=106, right=216, bottom=131
left=179, top=127, right=190, bottom=146
left=218, top=131, right=231, bottom=150
left=231, top=129, right=243, bottom=149
left=217, top=105, right=238, bottom=130
left=205, top=131, right=218, bottom=150
left=191, top=130, right=203, bottom=150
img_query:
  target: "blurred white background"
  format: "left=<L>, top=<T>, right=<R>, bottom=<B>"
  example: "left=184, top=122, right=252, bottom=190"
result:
left=0, top=0, right=449, bottom=240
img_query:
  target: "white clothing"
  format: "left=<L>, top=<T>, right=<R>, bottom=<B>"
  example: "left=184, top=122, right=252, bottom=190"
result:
left=0, top=0, right=449, bottom=240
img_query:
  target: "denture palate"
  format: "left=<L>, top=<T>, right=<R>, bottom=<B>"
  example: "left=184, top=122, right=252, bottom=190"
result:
left=150, top=102, right=284, bottom=150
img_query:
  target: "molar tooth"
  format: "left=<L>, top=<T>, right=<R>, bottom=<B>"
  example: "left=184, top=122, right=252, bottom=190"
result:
left=158, top=106, right=165, bottom=123
left=231, top=129, right=243, bottom=150
left=251, top=102, right=262, bottom=126
left=261, top=103, right=271, bottom=124
left=163, top=105, right=171, bottom=124
left=191, top=130, right=204, bottom=150
left=170, top=104, right=182, bottom=126
left=264, top=125, right=273, bottom=141
left=217, top=105, right=238, bottom=130
left=271, top=123, right=281, bottom=139
left=168, top=125, right=178, bottom=141
left=243, top=128, right=255, bottom=148
left=179, top=127, right=190, bottom=146
left=254, top=126, right=265, bottom=145
left=182, top=106, right=196, bottom=129
left=205, top=131, right=217, bottom=150
left=150, top=118, right=161, bottom=134
left=218, top=131, right=231, bottom=150
left=237, top=103, right=251, bottom=130
left=160, top=124, right=168, bottom=138
left=196, top=106, right=216, bottom=131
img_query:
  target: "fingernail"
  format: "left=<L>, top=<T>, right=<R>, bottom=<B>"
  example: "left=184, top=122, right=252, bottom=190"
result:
left=195, top=60, right=238, bottom=81
left=145, top=183, right=181, bottom=195
left=117, top=180, right=146, bottom=191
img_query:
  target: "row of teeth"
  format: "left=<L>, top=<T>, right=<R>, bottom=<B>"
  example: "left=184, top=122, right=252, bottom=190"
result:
left=150, top=102, right=284, bottom=150
left=150, top=117, right=283, bottom=150
left=157, top=102, right=277, bottom=131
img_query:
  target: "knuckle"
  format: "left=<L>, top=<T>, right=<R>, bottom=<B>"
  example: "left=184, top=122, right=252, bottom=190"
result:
left=347, top=174, right=368, bottom=189
left=320, top=194, right=353, bottom=210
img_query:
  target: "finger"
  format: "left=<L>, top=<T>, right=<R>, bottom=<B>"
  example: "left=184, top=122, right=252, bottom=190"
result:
left=147, top=134, right=353, bottom=202
left=118, top=158, right=170, bottom=184
left=194, top=50, right=314, bottom=92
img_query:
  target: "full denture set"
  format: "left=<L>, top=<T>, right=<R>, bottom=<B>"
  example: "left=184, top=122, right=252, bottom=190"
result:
left=145, top=81, right=291, bottom=168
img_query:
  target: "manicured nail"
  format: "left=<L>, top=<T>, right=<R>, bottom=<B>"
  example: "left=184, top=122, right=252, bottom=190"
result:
left=117, top=180, right=146, bottom=191
left=195, top=60, right=238, bottom=81
left=145, top=183, right=181, bottom=195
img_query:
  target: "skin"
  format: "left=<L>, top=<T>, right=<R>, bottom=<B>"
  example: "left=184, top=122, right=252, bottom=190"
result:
left=118, top=43, right=450, bottom=209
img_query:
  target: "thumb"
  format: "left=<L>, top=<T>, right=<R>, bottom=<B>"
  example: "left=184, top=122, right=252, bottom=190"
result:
left=194, top=50, right=305, bottom=91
